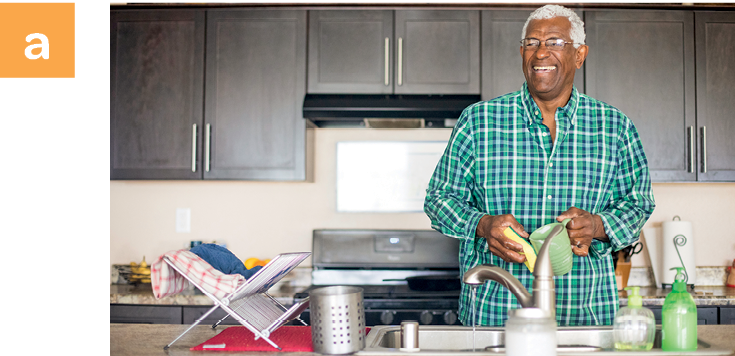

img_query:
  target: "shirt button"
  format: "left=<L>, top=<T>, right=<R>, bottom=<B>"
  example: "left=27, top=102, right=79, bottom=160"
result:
left=535, top=111, right=539, bottom=115
left=549, top=163, right=554, bottom=167
left=542, top=132, right=548, bottom=137
left=547, top=195, right=552, bottom=200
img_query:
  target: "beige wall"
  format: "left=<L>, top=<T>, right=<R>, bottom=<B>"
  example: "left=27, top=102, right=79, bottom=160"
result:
left=110, top=128, right=735, bottom=267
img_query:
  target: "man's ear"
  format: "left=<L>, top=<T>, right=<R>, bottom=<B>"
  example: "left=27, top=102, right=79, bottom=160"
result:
left=575, top=45, right=589, bottom=69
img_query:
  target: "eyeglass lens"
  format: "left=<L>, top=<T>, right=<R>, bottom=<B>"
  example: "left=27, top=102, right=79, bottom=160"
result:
left=522, top=38, right=568, bottom=50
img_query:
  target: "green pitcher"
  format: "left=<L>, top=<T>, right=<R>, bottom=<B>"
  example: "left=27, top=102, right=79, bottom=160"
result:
left=529, top=218, right=574, bottom=276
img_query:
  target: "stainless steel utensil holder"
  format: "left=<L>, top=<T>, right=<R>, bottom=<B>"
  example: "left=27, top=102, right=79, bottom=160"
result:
left=310, top=286, right=366, bottom=354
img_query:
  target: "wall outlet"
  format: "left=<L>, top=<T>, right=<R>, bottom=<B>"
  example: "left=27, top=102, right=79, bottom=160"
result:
left=176, top=208, right=191, bottom=233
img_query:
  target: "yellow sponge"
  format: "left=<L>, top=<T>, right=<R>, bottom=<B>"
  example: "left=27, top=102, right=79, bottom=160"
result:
left=503, top=227, right=537, bottom=273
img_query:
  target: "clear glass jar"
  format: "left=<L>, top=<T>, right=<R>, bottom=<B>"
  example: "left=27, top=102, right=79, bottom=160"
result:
left=505, top=308, right=557, bottom=356
left=613, top=306, right=656, bottom=350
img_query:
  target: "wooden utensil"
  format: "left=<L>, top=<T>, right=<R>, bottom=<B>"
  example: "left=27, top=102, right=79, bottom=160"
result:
left=616, top=250, right=632, bottom=290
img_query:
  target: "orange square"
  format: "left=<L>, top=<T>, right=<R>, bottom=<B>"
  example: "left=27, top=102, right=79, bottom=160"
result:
left=0, top=3, right=75, bottom=78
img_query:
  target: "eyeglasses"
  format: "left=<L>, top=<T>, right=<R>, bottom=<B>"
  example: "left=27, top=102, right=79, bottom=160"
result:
left=520, top=38, right=578, bottom=51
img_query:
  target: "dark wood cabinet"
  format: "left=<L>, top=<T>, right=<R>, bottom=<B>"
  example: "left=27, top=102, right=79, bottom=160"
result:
left=308, top=10, right=479, bottom=95
left=182, top=306, right=241, bottom=325
left=395, top=10, right=480, bottom=94
left=694, top=11, right=735, bottom=182
left=204, top=10, right=309, bottom=180
left=720, top=306, right=735, bottom=325
left=111, top=9, right=311, bottom=181
left=110, top=10, right=205, bottom=180
left=585, top=10, right=697, bottom=182
left=480, top=10, right=583, bottom=101
left=110, top=304, right=183, bottom=324
left=111, top=303, right=732, bottom=325
left=648, top=306, right=719, bottom=325
left=308, top=10, right=393, bottom=94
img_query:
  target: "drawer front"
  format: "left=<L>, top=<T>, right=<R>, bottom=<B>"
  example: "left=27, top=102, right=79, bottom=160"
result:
left=720, top=307, right=735, bottom=325
left=110, top=305, right=182, bottom=324
left=649, top=306, right=719, bottom=325
left=182, top=306, right=241, bottom=326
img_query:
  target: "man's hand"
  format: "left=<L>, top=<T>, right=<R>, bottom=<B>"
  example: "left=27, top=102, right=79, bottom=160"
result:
left=557, top=207, right=609, bottom=257
left=476, top=214, right=529, bottom=264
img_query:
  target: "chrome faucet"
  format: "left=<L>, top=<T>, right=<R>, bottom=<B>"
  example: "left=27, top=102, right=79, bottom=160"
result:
left=462, top=225, right=562, bottom=318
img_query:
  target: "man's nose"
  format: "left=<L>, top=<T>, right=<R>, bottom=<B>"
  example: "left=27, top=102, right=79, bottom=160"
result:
left=534, top=44, right=551, bottom=59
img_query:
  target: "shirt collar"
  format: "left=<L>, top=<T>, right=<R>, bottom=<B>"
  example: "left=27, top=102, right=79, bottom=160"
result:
left=520, top=82, right=580, bottom=126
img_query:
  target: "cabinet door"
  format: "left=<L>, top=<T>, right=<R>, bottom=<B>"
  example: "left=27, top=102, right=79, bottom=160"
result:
left=586, top=11, right=696, bottom=182
left=481, top=10, right=584, bottom=101
left=205, top=10, right=308, bottom=180
left=110, top=10, right=205, bottom=180
left=720, top=307, right=735, bottom=325
left=649, top=306, right=719, bottom=325
left=308, top=10, right=393, bottom=94
left=183, top=306, right=241, bottom=325
left=395, top=10, right=480, bottom=95
left=110, top=304, right=182, bottom=324
left=695, top=12, right=735, bottom=182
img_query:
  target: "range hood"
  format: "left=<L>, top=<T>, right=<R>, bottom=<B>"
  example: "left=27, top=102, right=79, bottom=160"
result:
left=302, top=94, right=481, bottom=128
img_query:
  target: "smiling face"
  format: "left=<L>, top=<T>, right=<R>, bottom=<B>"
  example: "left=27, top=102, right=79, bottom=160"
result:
left=521, top=17, right=588, bottom=104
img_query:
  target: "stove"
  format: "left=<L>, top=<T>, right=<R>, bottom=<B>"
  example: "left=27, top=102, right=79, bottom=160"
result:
left=293, top=229, right=462, bottom=326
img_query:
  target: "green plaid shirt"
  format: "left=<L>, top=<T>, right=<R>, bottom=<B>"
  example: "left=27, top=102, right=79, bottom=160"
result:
left=424, top=83, right=655, bottom=327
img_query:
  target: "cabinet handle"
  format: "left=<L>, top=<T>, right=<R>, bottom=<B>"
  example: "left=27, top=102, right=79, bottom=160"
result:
left=687, top=126, right=694, bottom=173
left=397, top=37, right=403, bottom=86
left=205, top=123, right=211, bottom=173
left=191, top=124, right=197, bottom=173
left=700, top=126, right=707, bottom=173
left=384, top=37, right=390, bottom=86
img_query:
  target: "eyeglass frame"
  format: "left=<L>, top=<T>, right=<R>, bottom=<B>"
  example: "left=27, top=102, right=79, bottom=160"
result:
left=520, top=37, right=582, bottom=51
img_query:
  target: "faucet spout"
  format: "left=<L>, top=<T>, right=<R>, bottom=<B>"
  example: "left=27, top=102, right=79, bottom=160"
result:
left=463, top=264, right=533, bottom=307
left=462, top=224, right=563, bottom=318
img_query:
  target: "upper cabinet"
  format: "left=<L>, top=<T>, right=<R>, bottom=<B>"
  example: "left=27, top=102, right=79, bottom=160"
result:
left=694, top=11, right=735, bottom=182
left=480, top=10, right=584, bottom=101
left=110, top=9, right=311, bottom=181
left=308, top=10, right=392, bottom=94
left=110, top=10, right=205, bottom=180
left=308, top=10, right=480, bottom=95
left=585, top=10, right=697, bottom=182
left=205, top=10, right=309, bottom=180
left=111, top=6, right=734, bottom=183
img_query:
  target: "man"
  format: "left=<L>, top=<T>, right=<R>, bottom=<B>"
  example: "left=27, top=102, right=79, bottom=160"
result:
left=424, top=4, right=655, bottom=327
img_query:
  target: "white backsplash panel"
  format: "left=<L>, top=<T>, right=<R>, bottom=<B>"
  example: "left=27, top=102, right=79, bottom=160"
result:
left=336, top=141, right=447, bottom=212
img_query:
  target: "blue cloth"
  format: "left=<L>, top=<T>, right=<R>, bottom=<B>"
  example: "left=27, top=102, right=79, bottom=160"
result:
left=190, top=244, right=262, bottom=279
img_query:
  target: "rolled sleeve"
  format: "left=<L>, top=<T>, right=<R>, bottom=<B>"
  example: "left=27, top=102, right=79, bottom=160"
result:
left=594, top=117, right=655, bottom=256
left=424, top=109, right=484, bottom=243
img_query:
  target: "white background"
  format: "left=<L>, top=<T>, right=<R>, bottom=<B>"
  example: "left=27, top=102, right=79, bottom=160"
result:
left=0, top=0, right=109, bottom=353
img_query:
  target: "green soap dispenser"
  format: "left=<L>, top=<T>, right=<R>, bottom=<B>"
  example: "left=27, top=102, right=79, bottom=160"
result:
left=613, top=286, right=655, bottom=350
left=662, top=267, right=697, bottom=351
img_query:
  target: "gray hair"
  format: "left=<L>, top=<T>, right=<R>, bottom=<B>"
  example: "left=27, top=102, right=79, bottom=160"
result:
left=522, top=5, right=586, bottom=48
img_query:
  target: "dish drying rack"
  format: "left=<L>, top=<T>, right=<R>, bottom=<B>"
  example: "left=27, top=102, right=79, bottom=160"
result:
left=163, top=252, right=312, bottom=350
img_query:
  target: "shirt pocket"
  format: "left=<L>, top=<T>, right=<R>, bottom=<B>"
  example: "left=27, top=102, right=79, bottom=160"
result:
left=575, top=144, right=617, bottom=212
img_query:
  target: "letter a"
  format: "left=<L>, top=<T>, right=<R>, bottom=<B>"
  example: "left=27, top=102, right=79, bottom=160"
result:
left=25, top=33, right=50, bottom=60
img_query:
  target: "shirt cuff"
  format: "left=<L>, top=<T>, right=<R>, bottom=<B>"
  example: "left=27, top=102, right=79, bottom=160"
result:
left=464, top=211, right=487, bottom=257
left=589, top=238, right=612, bottom=259
left=589, top=213, right=615, bottom=259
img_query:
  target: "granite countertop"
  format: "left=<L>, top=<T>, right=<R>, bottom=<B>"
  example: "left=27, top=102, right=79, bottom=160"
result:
left=112, top=283, right=735, bottom=307
left=111, top=324, right=735, bottom=356
left=618, top=286, right=735, bottom=306
left=110, top=283, right=306, bottom=306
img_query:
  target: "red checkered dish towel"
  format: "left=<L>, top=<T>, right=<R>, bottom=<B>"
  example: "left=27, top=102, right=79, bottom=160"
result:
left=151, top=249, right=245, bottom=300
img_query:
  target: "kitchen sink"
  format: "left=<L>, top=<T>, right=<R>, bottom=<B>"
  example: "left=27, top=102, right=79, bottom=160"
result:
left=359, top=325, right=733, bottom=355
